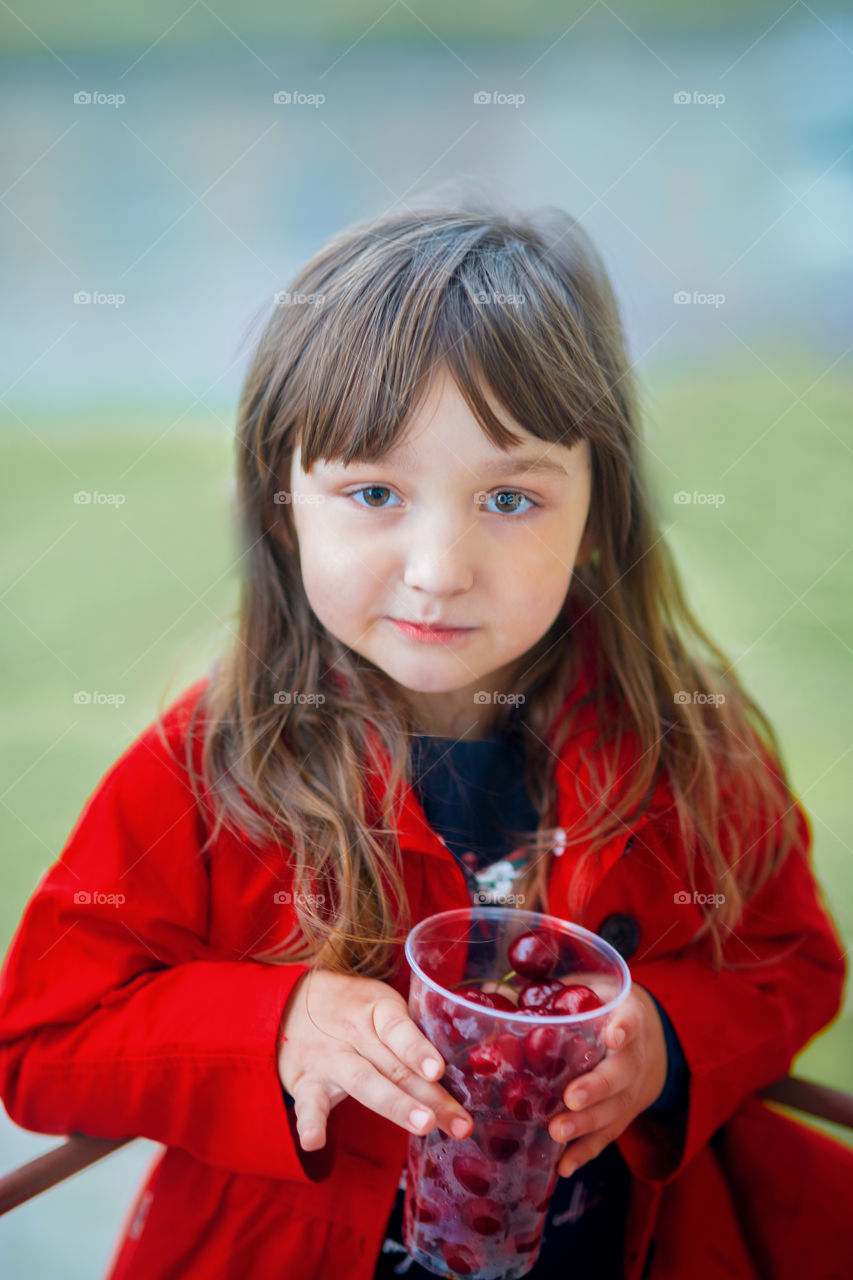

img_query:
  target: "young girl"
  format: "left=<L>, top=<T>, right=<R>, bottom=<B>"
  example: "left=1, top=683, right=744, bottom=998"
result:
left=0, top=200, right=846, bottom=1280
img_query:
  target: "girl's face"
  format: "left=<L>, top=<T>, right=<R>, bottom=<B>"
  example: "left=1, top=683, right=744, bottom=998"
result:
left=287, top=368, right=593, bottom=738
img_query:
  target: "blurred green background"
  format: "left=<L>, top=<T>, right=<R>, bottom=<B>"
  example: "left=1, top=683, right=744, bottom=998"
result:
left=1, top=0, right=852, bottom=1274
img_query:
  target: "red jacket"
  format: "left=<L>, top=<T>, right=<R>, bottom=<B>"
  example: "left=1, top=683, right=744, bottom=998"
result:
left=0, top=644, right=848, bottom=1280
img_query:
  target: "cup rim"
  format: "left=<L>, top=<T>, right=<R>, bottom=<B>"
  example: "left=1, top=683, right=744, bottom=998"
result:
left=405, top=906, right=632, bottom=1026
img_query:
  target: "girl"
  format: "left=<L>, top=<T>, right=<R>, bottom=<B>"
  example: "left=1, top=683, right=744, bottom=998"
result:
left=0, top=200, right=846, bottom=1280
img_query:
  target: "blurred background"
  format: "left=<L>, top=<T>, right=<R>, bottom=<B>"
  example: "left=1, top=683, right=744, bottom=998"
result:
left=1, top=1, right=852, bottom=1274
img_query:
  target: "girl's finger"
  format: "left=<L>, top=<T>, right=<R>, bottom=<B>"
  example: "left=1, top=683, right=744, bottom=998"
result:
left=340, top=1051, right=448, bottom=1140
left=548, top=1090, right=630, bottom=1146
left=371, top=996, right=445, bottom=1081
left=355, top=1033, right=473, bottom=1140
left=563, top=1040, right=636, bottom=1111
left=291, top=1077, right=333, bottom=1151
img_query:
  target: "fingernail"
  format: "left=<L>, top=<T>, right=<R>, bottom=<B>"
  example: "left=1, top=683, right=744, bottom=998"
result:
left=451, top=1117, right=470, bottom=1138
left=614, top=1028, right=626, bottom=1048
left=410, top=1108, right=431, bottom=1131
left=569, top=1089, right=587, bottom=1109
left=561, top=1161, right=576, bottom=1179
left=422, top=1057, right=442, bottom=1080
left=559, top=1120, right=575, bottom=1141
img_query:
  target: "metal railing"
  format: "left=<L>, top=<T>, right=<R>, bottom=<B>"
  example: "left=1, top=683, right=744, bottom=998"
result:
left=1, top=1073, right=851, bottom=1216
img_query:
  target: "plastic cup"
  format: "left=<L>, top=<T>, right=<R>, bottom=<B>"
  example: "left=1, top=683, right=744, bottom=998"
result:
left=402, top=907, right=631, bottom=1280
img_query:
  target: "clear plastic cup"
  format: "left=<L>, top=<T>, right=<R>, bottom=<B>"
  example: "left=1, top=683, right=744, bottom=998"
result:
left=403, top=907, right=631, bottom=1280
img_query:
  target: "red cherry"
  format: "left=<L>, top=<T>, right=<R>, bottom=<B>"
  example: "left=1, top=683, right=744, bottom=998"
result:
left=508, top=929, right=560, bottom=981
left=513, top=1233, right=542, bottom=1255
left=452, top=1153, right=492, bottom=1196
left=518, top=979, right=564, bottom=1011
left=547, top=983, right=603, bottom=1015
left=456, top=985, right=501, bottom=1008
left=467, top=1032, right=523, bottom=1078
left=440, top=1241, right=482, bottom=1276
left=484, top=1129, right=522, bottom=1161
left=500, top=1074, right=539, bottom=1122
left=412, top=1195, right=441, bottom=1226
left=524, top=1024, right=568, bottom=1078
left=461, top=1196, right=504, bottom=1236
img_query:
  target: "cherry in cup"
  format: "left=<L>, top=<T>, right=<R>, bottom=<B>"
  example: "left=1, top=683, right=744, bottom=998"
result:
left=403, top=908, right=630, bottom=1279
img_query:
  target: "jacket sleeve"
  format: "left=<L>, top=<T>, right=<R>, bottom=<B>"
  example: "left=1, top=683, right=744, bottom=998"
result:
left=617, top=762, right=847, bottom=1184
left=0, top=694, right=320, bottom=1184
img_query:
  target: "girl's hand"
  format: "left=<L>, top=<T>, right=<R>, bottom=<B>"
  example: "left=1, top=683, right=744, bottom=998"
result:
left=277, top=969, right=475, bottom=1152
left=547, top=984, right=670, bottom=1177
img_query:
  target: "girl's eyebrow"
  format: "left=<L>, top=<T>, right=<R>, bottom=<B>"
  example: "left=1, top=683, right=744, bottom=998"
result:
left=328, top=452, right=568, bottom=478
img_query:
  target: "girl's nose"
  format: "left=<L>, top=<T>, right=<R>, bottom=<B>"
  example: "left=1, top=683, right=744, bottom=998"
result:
left=401, top=525, right=475, bottom=596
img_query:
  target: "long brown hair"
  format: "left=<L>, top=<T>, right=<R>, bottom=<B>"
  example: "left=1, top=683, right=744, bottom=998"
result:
left=161, top=197, right=802, bottom=976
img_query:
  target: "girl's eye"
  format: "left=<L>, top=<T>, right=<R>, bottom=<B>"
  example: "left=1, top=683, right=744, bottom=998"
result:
left=484, top=490, right=536, bottom=516
left=347, top=486, right=538, bottom=516
left=349, top=485, right=401, bottom=509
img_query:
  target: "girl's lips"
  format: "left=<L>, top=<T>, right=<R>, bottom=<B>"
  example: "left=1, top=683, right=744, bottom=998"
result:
left=388, top=618, right=478, bottom=645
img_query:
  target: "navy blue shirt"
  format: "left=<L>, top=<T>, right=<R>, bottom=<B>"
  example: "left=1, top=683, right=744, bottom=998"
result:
left=374, top=719, right=689, bottom=1278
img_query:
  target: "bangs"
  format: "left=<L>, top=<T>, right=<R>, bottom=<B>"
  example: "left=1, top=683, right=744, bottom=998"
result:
left=291, top=219, right=604, bottom=475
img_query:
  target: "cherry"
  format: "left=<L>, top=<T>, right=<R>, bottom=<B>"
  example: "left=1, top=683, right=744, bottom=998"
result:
left=524, top=1024, right=568, bottom=1079
left=461, top=1196, right=504, bottom=1237
left=508, top=929, right=560, bottom=981
left=547, top=983, right=603, bottom=1015
left=500, top=1074, right=537, bottom=1122
left=440, top=1241, right=482, bottom=1276
left=412, top=1195, right=441, bottom=1226
left=518, top=979, right=564, bottom=1011
left=452, top=1153, right=492, bottom=1196
left=513, top=1234, right=542, bottom=1256
left=484, top=1129, right=522, bottom=1161
left=467, top=1032, right=523, bottom=1078
left=499, top=1070, right=550, bottom=1121
left=456, top=985, right=503, bottom=1008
